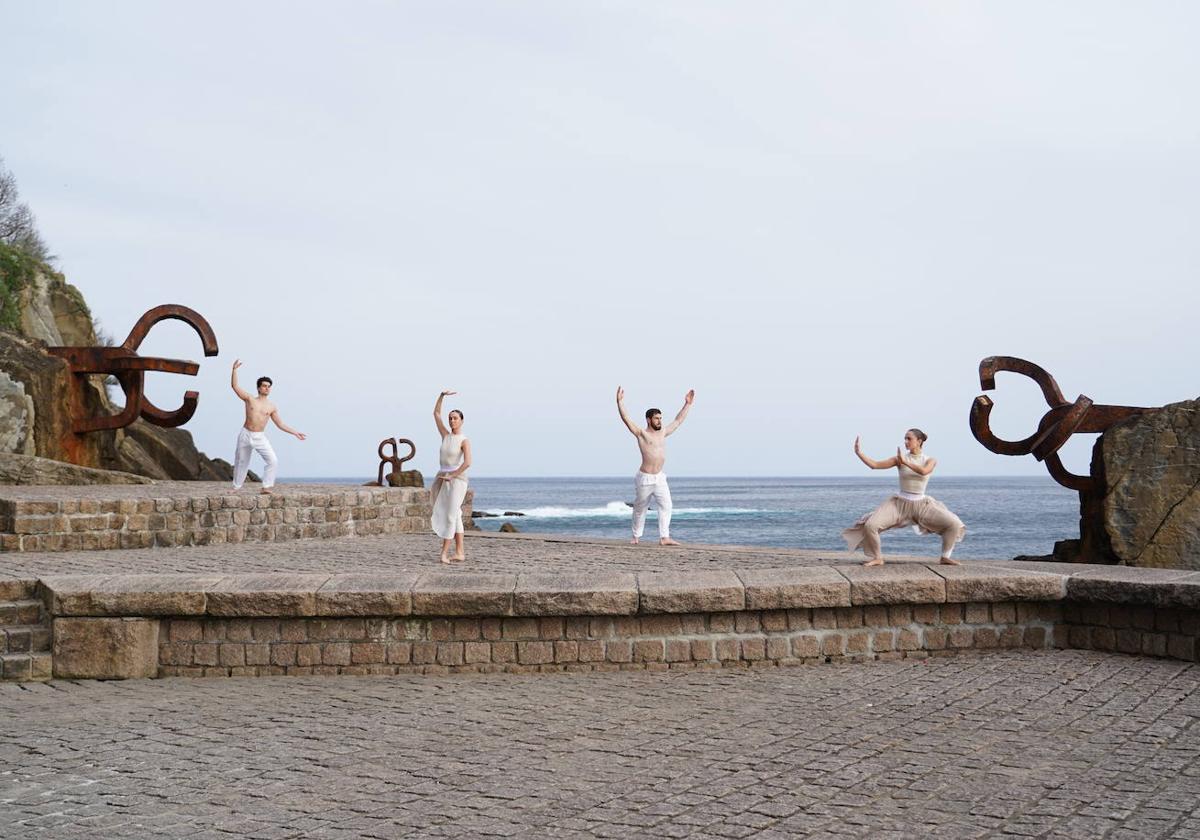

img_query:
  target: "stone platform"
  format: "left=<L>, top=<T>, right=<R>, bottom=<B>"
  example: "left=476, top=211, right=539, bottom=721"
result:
left=0, top=482, right=473, bottom=552
left=0, top=531, right=1194, bottom=680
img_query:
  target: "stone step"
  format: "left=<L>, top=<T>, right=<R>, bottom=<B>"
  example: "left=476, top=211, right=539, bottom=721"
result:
left=0, top=625, right=52, bottom=654
left=0, top=599, right=45, bottom=625
left=0, top=651, right=52, bottom=681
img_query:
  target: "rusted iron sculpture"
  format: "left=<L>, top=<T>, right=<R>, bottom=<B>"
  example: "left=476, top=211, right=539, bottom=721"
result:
left=969, top=356, right=1156, bottom=493
left=48, top=304, right=219, bottom=434
left=369, top=437, right=422, bottom=487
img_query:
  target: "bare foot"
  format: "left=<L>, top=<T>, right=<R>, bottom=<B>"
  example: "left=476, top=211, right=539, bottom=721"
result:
left=439, top=555, right=451, bottom=564
left=863, top=557, right=885, bottom=567
left=260, top=488, right=276, bottom=495
left=452, top=554, right=466, bottom=562
left=660, top=538, right=681, bottom=546
left=939, top=556, right=961, bottom=565
left=631, top=537, right=639, bottom=545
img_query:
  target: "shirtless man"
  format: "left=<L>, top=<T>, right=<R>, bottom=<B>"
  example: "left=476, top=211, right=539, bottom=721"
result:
left=230, top=359, right=306, bottom=493
left=616, top=386, right=694, bottom=545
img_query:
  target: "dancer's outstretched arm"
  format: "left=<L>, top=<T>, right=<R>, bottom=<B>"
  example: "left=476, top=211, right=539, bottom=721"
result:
left=615, top=387, right=641, bottom=436
left=853, top=436, right=899, bottom=470
left=896, top=448, right=937, bottom=475
left=434, top=390, right=454, bottom=438
left=230, top=360, right=251, bottom=402
left=270, top=411, right=306, bottom=440
left=664, top=389, right=695, bottom=436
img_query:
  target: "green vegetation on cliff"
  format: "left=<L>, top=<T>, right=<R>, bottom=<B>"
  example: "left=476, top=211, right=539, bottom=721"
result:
left=0, top=241, right=40, bottom=331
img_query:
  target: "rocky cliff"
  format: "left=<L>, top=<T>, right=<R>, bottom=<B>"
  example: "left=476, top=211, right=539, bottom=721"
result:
left=1055, top=398, right=1200, bottom=569
left=0, top=243, right=234, bottom=483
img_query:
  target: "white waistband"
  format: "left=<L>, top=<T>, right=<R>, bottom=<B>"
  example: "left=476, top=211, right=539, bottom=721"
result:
left=240, top=428, right=268, bottom=437
left=635, top=471, right=666, bottom=484
left=896, top=491, right=926, bottom=502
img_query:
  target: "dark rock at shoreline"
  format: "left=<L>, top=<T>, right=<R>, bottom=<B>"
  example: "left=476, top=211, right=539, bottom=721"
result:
left=499, top=522, right=519, bottom=533
left=503, top=511, right=525, bottom=517
left=471, top=511, right=498, bottom=518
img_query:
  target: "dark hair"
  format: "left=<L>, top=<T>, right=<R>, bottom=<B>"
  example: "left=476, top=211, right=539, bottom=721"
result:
left=256, top=376, right=273, bottom=389
left=907, top=428, right=927, bottom=444
left=645, top=408, right=662, bottom=420
left=449, top=409, right=464, bottom=421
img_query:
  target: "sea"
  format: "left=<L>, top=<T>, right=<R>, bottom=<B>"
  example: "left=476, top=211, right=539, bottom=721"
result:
left=293, top=476, right=1078, bottom=560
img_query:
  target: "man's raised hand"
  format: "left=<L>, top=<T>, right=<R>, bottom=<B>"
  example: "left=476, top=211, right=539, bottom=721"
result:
left=233, top=359, right=242, bottom=371
left=616, top=386, right=625, bottom=403
left=684, top=389, right=695, bottom=405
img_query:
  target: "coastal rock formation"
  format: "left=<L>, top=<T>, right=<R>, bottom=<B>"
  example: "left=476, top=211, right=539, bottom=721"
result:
left=0, top=452, right=153, bottom=485
left=385, top=469, right=423, bottom=488
left=0, top=247, right=233, bottom=482
left=1092, top=398, right=1200, bottom=569
left=499, top=522, right=519, bottom=533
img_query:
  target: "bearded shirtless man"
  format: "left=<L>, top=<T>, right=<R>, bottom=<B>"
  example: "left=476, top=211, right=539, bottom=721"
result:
left=616, top=386, right=694, bottom=545
left=230, top=359, right=306, bottom=493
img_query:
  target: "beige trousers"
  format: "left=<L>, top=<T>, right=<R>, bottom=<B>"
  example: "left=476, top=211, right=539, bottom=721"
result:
left=842, top=495, right=965, bottom=560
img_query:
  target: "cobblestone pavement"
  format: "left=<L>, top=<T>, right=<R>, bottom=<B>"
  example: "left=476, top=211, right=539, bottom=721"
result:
left=0, top=531, right=943, bottom=579
left=3, top=650, right=1199, bottom=839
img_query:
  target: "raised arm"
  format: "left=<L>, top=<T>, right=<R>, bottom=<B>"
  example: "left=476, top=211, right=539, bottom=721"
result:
left=433, top=390, right=454, bottom=438
left=853, top=436, right=899, bottom=470
left=270, top=410, right=306, bottom=440
left=896, top=448, right=937, bottom=475
left=615, top=386, right=641, bottom=437
left=664, top=389, right=695, bottom=436
left=230, top=359, right=251, bottom=402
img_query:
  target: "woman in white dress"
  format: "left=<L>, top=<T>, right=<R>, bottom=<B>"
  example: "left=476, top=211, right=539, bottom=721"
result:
left=842, top=428, right=964, bottom=567
left=430, top=389, right=472, bottom=563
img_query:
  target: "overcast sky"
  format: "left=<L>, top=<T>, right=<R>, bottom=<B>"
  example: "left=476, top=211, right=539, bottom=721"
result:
left=4, top=2, right=1197, bottom=478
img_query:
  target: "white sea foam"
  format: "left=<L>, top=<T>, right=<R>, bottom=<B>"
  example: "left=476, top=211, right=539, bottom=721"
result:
left=481, top=501, right=764, bottom=519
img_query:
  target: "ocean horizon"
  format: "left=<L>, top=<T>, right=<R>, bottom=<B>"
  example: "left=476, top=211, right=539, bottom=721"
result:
left=289, top=475, right=1078, bottom=560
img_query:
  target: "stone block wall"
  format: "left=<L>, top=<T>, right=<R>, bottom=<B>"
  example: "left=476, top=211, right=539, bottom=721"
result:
left=1056, top=601, right=1200, bottom=661
left=0, top=487, right=471, bottom=552
left=155, top=601, right=1063, bottom=678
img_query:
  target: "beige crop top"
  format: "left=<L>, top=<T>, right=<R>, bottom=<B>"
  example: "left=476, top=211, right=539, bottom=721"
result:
left=898, top=452, right=930, bottom=498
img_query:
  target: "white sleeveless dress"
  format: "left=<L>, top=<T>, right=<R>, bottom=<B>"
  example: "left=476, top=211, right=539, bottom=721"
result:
left=430, top=433, right=468, bottom=539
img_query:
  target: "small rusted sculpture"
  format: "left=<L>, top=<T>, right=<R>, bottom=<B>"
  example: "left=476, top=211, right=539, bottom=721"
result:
left=48, top=304, right=219, bottom=434
left=969, top=356, right=1156, bottom=493
left=369, top=437, right=422, bottom=487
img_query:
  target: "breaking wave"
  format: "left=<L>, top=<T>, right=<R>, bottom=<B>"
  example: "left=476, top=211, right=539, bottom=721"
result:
left=480, top=501, right=764, bottom=519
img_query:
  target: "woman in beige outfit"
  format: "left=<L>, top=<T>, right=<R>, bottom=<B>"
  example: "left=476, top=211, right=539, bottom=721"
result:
left=842, top=429, right=964, bottom=567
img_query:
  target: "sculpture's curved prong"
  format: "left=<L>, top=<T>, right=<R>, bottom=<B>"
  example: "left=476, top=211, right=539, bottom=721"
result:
left=978, top=356, right=1068, bottom=408
left=122, top=304, right=219, bottom=357
left=1043, top=453, right=1095, bottom=493
left=139, top=391, right=199, bottom=428
left=969, top=395, right=1047, bottom=456
left=75, top=373, right=144, bottom=433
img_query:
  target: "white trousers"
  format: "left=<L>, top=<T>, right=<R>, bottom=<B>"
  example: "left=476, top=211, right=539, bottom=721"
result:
left=232, top=428, right=277, bottom=489
left=632, top=471, right=672, bottom=539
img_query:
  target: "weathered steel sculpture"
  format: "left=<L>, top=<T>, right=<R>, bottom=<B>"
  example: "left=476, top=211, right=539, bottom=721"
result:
left=48, top=304, right=219, bottom=434
left=969, top=356, right=1156, bottom=493
left=371, top=437, right=421, bottom=487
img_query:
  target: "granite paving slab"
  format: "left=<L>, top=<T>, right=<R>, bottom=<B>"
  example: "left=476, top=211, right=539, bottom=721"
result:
left=637, top=570, right=745, bottom=613
left=512, top=572, right=638, bottom=616
left=736, top=566, right=851, bottom=609
left=1066, top=566, right=1200, bottom=607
